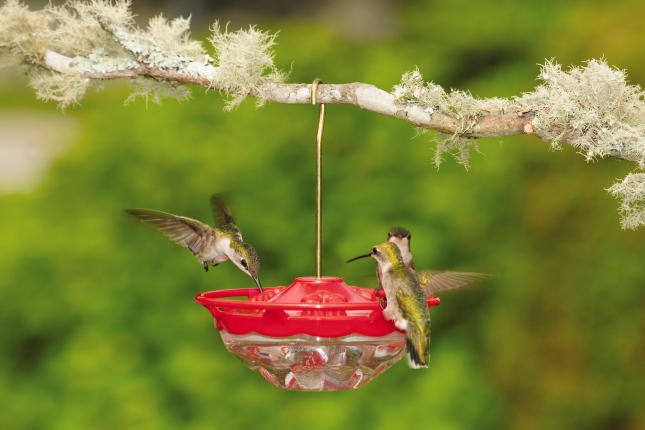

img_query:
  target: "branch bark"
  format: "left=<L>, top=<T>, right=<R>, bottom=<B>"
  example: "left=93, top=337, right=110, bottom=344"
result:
left=4, top=0, right=642, bottom=229
left=32, top=50, right=537, bottom=140
left=26, top=49, right=643, bottom=166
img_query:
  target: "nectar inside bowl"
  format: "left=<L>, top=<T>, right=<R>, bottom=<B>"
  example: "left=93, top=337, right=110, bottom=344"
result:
left=195, top=277, right=440, bottom=391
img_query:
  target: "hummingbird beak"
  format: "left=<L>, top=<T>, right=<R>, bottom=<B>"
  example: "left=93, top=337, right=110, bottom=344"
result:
left=253, top=276, right=263, bottom=292
left=346, top=253, right=372, bottom=263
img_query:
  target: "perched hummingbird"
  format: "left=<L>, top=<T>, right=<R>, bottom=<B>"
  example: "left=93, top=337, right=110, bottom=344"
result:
left=348, top=242, right=430, bottom=369
left=387, top=227, right=489, bottom=294
left=125, top=194, right=262, bottom=291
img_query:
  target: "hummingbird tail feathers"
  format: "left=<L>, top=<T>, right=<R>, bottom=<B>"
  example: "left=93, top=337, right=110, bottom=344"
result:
left=406, top=337, right=428, bottom=369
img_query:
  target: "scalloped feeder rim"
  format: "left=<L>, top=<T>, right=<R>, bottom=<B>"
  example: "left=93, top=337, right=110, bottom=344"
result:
left=195, top=276, right=440, bottom=338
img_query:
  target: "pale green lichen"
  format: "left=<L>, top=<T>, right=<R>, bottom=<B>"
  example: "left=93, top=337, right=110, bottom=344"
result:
left=395, top=61, right=645, bottom=228
left=517, top=59, right=645, bottom=169
left=209, top=22, right=285, bottom=109
left=0, top=0, right=283, bottom=108
left=125, top=77, right=190, bottom=106
left=0, top=0, right=55, bottom=58
left=70, top=48, right=138, bottom=74
left=142, top=14, right=205, bottom=59
left=0, top=0, right=132, bottom=59
left=0, top=48, right=19, bottom=69
left=393, top=68, right=513, bottom=168
left=607, top=173, right=645, bottom=229
left=433, top=136, right=481, bottom=169
left=107, top=23, right=217, bottom=76
left=28, top=69, right=90, bottom=109
left=2, top=1, right=643, bottom=229
left=394, top=68, right=513, bottom=118
left=396, top=61, right=644, bottom=170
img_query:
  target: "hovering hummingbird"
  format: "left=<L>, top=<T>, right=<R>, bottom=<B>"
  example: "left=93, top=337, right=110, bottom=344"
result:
left=387, top=227, right=489, bottom=294
left=125, top=194, right=262, bottom=291
left=348, top=242, right=430, bottom=369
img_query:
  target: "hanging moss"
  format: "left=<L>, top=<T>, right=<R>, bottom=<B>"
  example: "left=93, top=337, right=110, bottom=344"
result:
left=607, top=173, right=645, bottom=230
left=0, top=0, right=284, bottom=108
left=395, top=61, right=645, bottom=228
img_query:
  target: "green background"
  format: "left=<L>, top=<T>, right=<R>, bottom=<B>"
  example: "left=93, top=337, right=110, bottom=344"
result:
left=0, top=0, right=643, bottom=429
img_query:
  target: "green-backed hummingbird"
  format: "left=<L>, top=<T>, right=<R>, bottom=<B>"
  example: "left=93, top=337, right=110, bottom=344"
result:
left=348, top=242, right=430, bottom=369
left=125, top=194, right=262, bottom=291
left=387, top=227, right=489, bottom=294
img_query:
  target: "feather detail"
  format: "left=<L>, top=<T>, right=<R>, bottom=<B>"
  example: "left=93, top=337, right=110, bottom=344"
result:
left=210, top=194, right=242, bottom=240
left=125, top=208, right=214, bottom=254
left=405, top=326, right=429, bottom=368
left=396, top=289, right=431, bottom=369
left=418, top=271, right=490, bottom=294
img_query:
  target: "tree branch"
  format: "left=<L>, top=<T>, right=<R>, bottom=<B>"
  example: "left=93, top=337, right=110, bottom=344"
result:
left=2, top=0, right=643, bottom=228
left=31, top=50, right=549, bottom=146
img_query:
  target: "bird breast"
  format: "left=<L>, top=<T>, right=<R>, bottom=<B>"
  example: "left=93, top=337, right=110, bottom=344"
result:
left=200, top=235, right=230, bottom=264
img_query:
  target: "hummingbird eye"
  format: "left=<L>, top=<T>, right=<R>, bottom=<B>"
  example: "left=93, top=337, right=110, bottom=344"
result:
left=371, top=247, right=378, bottom=254
left=241, top=259, right=248, bottom=268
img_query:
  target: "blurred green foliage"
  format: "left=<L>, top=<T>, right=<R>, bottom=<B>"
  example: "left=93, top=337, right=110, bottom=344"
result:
left=0, top=0, right=643, bottom=429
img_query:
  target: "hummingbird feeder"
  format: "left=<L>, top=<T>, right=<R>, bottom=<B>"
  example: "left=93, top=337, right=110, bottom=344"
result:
left=195, top=80, right=441, bottom=391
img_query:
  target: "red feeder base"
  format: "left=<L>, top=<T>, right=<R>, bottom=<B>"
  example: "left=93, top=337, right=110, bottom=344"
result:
left=195, top=276, right=440, bottom=391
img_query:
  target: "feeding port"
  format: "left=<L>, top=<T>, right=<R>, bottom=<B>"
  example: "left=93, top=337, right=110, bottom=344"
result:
left=196, top=276, right=440, bottom=391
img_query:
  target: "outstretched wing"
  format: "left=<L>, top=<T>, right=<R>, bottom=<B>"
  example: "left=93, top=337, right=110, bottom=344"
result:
left=419, top=271, right=490, bottom=295
left=125, top=208, right=213, bottom=254
left=210, top=194, right=242, bottom=240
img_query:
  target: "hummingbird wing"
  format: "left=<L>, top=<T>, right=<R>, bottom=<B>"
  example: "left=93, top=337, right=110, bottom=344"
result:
left=125, top=208, right=214, bottom=254
left=418, top=270, right=490, bottom=295
left=210, top=194, right=243, bottom=240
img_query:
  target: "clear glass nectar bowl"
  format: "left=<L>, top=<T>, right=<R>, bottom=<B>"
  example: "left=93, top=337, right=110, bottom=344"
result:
left=220, top=331, right=406, bottom=391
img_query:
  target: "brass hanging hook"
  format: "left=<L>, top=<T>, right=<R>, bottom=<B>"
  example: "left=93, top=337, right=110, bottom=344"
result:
left=311, top=79, right=325, bottom=278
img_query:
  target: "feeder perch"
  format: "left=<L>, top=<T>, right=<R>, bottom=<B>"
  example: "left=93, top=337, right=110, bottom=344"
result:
left=196, top=276, right=440, bottom=391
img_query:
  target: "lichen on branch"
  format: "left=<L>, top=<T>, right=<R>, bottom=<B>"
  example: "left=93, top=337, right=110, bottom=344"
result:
left=394, top=61, right=645, bottom=228
left=208, top=22, right=284, bottom=109
left=393, top=68, right=513, bottom=168
left=0, top=0, right=284, bottom=108
left=1, top=0, right=644, bottom=229
left=394, top=61, right=644, bottom=169
left=518, top=60, right=644, bottom=169
left=607, top=173, right=645, bottom=230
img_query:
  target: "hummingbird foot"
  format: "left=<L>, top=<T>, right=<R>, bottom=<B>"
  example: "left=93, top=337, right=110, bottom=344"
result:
left=374, top=287, right=387, bottom=310
left=203, top=262, right=209, bottom=272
